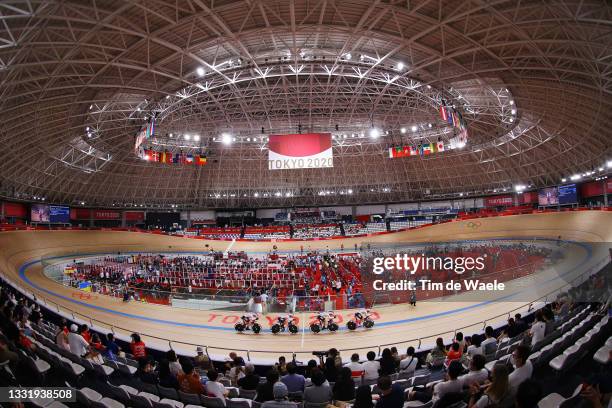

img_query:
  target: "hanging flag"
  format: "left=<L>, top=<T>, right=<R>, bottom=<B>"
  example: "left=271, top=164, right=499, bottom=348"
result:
left=185, top=155, right=194, bottom=164
left=447, top=111, right=455, bottom=126
left=195, top=155, right=207, bottom=166
left=409, top=146, right=419, bottom=156
left=436, top=140, right=445, bottom=152
left=173, top=153, right=180, bottom=164
left=423, top=143, right=434, bottom=155
left=439, top=105, right=448, bottom=121
left=151, top=151, right=160, bottom=162
left=418, top=144, right=424, bottom=155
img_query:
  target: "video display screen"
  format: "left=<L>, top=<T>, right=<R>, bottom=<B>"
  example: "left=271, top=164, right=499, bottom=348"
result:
left=558, top=184, right=578, bottom=205
left=49, top=205, right=70, bottom=223
left=31, top=204, right=50, bottom=222
left=538, top=187, right=559, bottom=206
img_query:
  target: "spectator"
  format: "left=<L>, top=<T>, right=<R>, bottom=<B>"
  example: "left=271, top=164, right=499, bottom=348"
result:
left=159, top=359, right=179, bottom=389
left=206, top=369, right=229, bottom=402
left=375, top=376, right=404, bottom=408
left=324, top=353, right=339, bottom=383
left=508, top=345, right=533, bottom=395
left=305, top=359, right=318, bottom=379
left=79, top=324, right=91, bottom=343
left=229, top=359, right=245, bottom=386
left=104, top=333, right=120, bottom=358
left=354, top=385, right=374, bottom=408
left=455, top=332, right=466, bottom=351
left=409, top=360, right=463, bottom=403
left=137, top=357, right=158, bottom=384
left=281, top=362, right=305, bottom=392
left=130, top=333, right=146, bottom=359
left=333, top=367, right=356, bottom=402
left=345, top=353, right=365, bottom=378
left=445, top=342, right=463, bottom=367
left=55, top=324, right=70, bottom=351
left=466, top=334, right=483, bottom=358
left=304, top=369, right=332, bottom=403
left=67, top=324, right=89, bottom=357
left=167, top=349, right=182, bottom=377
left=275, top=356, right=288, bottom=376
left=459, top=354, right=488, bottom=387
left=468, top=363, right=510, bottom=408
left=362, top=351, right=381, bottom=382
left=529, top=311, right=546, bottom=346
left=514, top=314, right=528, bottom=333
left=262, top=382, right=297, bottom=408
left=390, top=347, right=400, bottom=364
left=514, top=379, right=542, bottom=408
left=426, top=337, right=447, bottom=367
left=238, top=363, right=260, bottom=390
left=399, top=347, right=417, bottom=375
left=379, top=348, right=396, bottom=376
left=178, top=359, right=205, bottom=394
left=502, top=318, right=519, bottom=339
left=229, top=351, right=246, bottom=367
left=481, top=326, right=497, bottom=353
left=542, top=308, right=555, bottom=336
left=195, top=346, right=211, bottom=370
left=256, top=369, right=280, bottom=402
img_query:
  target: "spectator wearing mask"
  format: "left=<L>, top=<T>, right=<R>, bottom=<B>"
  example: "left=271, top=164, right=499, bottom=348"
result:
left=256, top=369, right=280, bottom=402
left=508, top=345, right=533, bottom=396
left=459, top=354, right=488, bottom=388
left=304, top=369, right=332, bottom=403
left=238, top=363, right=260, bottom=390
left=375, top=376, right=404, bottom=408
left=67, top=324, right=89, bottom=357
left=345, top=353, right=365, bottom=379
left=362, top=351, right=381, bottom=382
left=281, top=362, right=305, bottom=392
left=399, top=347, right=418, bottom=376
left=468, top=363, right=510, bottom=408
left=206, top=369, right=229, bottom=402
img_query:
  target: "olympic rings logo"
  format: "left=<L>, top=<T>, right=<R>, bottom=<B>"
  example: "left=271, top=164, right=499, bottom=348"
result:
left=71, top=292, right=97, bottom=300
left=466, top=221, right=481, bottom=229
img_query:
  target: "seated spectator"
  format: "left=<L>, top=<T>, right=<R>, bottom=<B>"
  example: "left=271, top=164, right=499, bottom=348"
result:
left=55, top=324, right=70, bottom=351
left=195, top=346, right=211, bottom=370
left=304, top=369, right=332, bottom=403
left=130, top=333, right=146, bottom=359
left=238, top=363, right=260, bottom=390
left=104, top=333, right=120, bottom=358
left=481, top=326, right=497, bottom=354
left=333, top=367, right=356, bottom=402
left=324, top=354, right=339, bottom=383
left=501, top=318, right=519, bottom=340
left=228, top=359, right=245, bottom=386
left=454, top=332, right=466, bottom=351
left=445, top=342, right=463, bottom=367
left=466, top=333, right=483, bottom=359
left=354, top=385, right=374, bottom=408
left=426, top=337, right=447, bottom=367
left=167, top=349, right=182, bottom=377
left=345, top=353, right=365, bottom=379
left=514, top=314, right=528, bottom=333
left=256, top=369, right=280, bottom=402
left=67, top=324, right=89, bottom=357
left=158, top=359, right=179, bottom=389
left=262, top=382, right=297, bottom=408
left=304, top=359, right=318, bottom=379
left=375, top=376, right=404, bottom=408
left=281, top=362, right=305, bottom=392
left=79, top=324, right=91, bottom=343
left=529, top=311, right=546, bottom=346
left=459, top=354, right=488, bottom=388
left=399, top=347, right=417, bottom=375
left=409, top=360, right=463, bottom=403
left=178, top=359, right=205, bottom=394
left=390, top=347, right=400, bottom=364
left=229, top=351, right=246, bottom=367
left=379, top=348, right=397, bottom=376
left=508, top=345, right=533, bottom=395
left=206, top=369, right=229, bottom=402
left=362, top=351, right=381, bottom=382
left=137, top=357, right=158, bottom=384
left=542, top=307, right=555, bottom=336
left=514, top=379, right=542, bottom=408
left=468, top=363, right=510, bottom=408
left=275, top=356, right=288, bottom=376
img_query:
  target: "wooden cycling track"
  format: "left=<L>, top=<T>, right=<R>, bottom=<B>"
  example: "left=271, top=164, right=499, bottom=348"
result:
left=1, top=211, right=610, bottom=364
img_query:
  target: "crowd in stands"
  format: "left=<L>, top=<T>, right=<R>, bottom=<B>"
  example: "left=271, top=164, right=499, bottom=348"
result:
left=244, top=226, right=291, bottom=240
left=292, top=225, right=341, bottom=240
left=1, top=264, right=610, bottom=408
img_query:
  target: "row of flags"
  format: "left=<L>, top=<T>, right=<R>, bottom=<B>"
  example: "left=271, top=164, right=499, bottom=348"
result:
left=439, top=101, right=467, bottom=130
left=139, top=149, right=207, bottom=166
left=134, top=117, right=156, bottom=153
left=389, top=140, right=445, bottom=158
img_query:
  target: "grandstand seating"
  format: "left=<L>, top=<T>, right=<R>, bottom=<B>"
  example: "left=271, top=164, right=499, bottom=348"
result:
left=292, top=224, right=341, bottom=239
left=243, top=226, right=290, bottom=240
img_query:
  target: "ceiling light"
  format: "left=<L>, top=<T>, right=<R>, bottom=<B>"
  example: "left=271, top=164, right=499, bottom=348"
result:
left=400, top=127, right=406, bottom=134
left=184, top=134, right=191, bottom=140
left=607, top=160, right=612, bottom=168
left=570, top=174, right=581, bottom=181
left=196, top=67, right=205, bottom=77
left=254, top=193, right=259, bottom=197
left=511, top=109, right=516, bottom=115
left=348, top=189, right=353, bottom=194
left=369, top=128, right=380, bottom=138
left=85, top=127, right=90, bottom=131
left=509, top=100, right=514, bottom=105
left=428, top=123, right=432, bottom=128
left=411, top=125, right=418, bottom=132
left=514, top=185, right=526, bottom=192
left=344, top=53, right=351, bottom=60
left=396, top=62, right=404, bottom=70
left=169, top=133, right=173, bottom=138
left=561, top=178, right=567, bottom=182
left=165, top=95, right=170, bottom=99
left=598, top=167, right=604, bottom=171
left=193, top=135, right=200, bottom=141
left=221, top=133, right=232, bottom=145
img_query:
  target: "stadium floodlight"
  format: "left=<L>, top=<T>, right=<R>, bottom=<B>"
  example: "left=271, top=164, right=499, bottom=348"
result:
left=369, top=128, right=380, bottom=138
left=254, top=193, right=259, bottom=197
left=514, top=184, right=526, bottom=192
left=169, top=133, right=173, bottom=138
left=511, top=109, right=516, bottom=115
left=196, top=67, right=205, bottom=77
left=193, top=135, right=200, bottom=141
left=561, top=178, right=567, bottom=182
left=411, top=125, right=418, bottom=132
left=570, top=174, right=581, bottom=180
left=221, top=133, right=232, bottom=145
left=598, top=167, right=604, bottom=171
left=184, top=134, right=191, bottom=140
left=348, top=189, right=353, bottom=194
left=428, top=123, right=432, bottom=128
left=607, top=160, right=612, bottom=168
left=396, top=62, right=404, bottom=70
left=509, top=100, right=515, bottom=105
left=400, top=127, right=406, bottom=134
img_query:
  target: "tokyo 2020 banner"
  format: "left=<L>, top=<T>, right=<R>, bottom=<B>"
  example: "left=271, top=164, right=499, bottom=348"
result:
left=268, top=133, right=333, bottom=170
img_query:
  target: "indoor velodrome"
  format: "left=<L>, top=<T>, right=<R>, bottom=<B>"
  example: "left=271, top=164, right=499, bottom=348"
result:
left=0, top=1, right=611, bottom=408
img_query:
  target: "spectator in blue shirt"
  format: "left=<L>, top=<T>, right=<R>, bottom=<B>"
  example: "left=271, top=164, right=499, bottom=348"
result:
left=281, top=362, right=305, bottom=392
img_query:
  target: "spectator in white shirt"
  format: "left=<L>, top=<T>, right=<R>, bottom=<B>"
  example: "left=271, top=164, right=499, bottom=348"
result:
left=399, top=347, right=418, bottom=375
left=466, top=334, right=483, bottom=359
left=344, top=353, right=364, bottom=378
left=480, top=326, right=497, bottom=354
left=529, top=311, right=546, bottom=346
left=508, top=346, right=533, bottom=396
left=206, top=369, right=229, bottom=403
left=408, top=360, right=463, bottom=403
left=459, top=354, right=488, bottom=388
left=362, top=351, right=380, bottom=382
left=67, top=324, right=89, bottom=357
left=468, top=363, right=510, bottom=408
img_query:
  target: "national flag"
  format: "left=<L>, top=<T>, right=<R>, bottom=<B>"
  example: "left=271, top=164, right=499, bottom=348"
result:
left=439, top=105, right=448, bottom=121
left=447, top=111, right=455, bottom=126
left=195, top=155, right=207, bottom=166
left=453, top=112, right=460, bottom=128
left=151, top=151, right=159, bottom=162
left=417, top=144, right=423, bottom=155
left=423, top=143, right=434, bottom=155
left=436, top=140, right=445, bottom=152
left=173, top=153, right=180, bottom=164
left=185, top=155, right=194, bottom=164
left=403, top=146, right=410, bottom=156
left=409, top=146, right=419, bottom=156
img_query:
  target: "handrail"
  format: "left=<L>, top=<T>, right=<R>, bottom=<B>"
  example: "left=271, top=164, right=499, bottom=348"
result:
left=5, top=251, right=607, bottom=362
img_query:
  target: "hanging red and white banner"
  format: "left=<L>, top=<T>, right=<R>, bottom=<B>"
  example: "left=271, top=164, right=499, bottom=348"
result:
left=268, top=133, right=333, bottom=170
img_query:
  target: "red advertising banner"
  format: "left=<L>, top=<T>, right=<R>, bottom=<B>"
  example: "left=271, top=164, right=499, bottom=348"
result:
left=484, top=195, right=514, bottom=207
left=3, top=202, right=27, bottom=218
left=580, top=180, right=612, bottom=198
left=71, top=208, right=91, bottom=220
left=125, top=211, right=145, bottom=222
left=518, top=191, right=538, bottom=204
left=93, top=210, right=121, bottom=220
left=268, top=133, right=333, bottom=170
